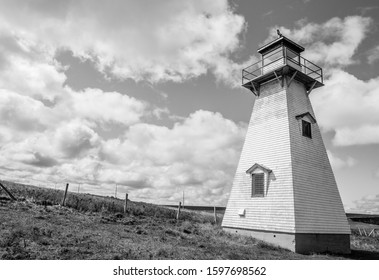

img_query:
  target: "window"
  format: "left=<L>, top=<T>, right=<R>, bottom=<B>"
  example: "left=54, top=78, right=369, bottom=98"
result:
left=302, top=120, right=312, bottom=138
left=286, top=48, right=300, bottom=64
left=252, top=173, right=264, bottom=197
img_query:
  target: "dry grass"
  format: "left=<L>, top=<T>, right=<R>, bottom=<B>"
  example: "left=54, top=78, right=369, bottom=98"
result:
left=0, top=181, right=378, bottom=260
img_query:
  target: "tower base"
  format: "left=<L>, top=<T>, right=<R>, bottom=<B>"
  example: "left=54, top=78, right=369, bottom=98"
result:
left=223, top=227, right=351, bottom=255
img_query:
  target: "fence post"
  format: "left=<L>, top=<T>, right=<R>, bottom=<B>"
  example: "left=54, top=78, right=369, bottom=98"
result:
left=124, top=193, right=128, bottom=213
left=176, top=202, right=181, bottom=220
left=61, top=183, right=69, bottom=206
left=213, top=206, right=217, bottom=224
left=0, top=182, right=17, bottom=201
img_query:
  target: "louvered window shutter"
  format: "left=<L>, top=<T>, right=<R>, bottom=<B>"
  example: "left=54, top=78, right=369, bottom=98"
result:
left=252, top=173, right=264, bottom=197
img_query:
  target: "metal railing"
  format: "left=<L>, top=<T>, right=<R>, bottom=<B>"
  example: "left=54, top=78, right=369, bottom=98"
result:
left=242, top=47, right=323, bottom=85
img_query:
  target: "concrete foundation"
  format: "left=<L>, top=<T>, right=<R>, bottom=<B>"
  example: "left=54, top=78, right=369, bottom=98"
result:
left=295, top=233, right=350, bottom=254
left=223, top=227, right=350, bottom=255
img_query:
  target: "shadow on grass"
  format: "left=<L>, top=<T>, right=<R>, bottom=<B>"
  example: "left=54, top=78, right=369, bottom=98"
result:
left=348, top=249, right=379, bottom=260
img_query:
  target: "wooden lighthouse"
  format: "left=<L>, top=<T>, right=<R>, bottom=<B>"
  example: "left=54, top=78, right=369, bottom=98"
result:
left=222, top=34, right=351, bottom=254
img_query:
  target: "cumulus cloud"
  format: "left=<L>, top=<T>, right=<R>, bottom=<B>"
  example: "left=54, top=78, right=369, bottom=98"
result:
left=0, top=27, right=66, bottom=102
left=367, top=45, right=379, bottom=64
left=54, top=119, right=100, bottom=158
left=351, top=194, right=379, bottom=214
left=333, top=125, right=379, bottom=146
left=69, top=88, right=147, bottom=126
left=0, top=1, right=250, bottom=205
left=4, top=2, right=377, bottom=207
left=17, top=152, right=58, bottom=168
left=0, top=89, right=54, bottom=133
left=269, top=16, right=372, bottom=68
left=99, top=110, right=246, bottom=204
left=0, top=0, right=246, bottom=86
left=327, top=150, right=356, bottom=170
left=1, top=106, right=246, bottom=205
left=312, top=69, right=379, bottom=146
left=270, top=16, right=379, bottom=146
left=0, top=23, right=246, bottom=205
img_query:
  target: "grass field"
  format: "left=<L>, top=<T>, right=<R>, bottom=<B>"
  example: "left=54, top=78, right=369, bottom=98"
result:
left=1, top=181, right=378, bottom=260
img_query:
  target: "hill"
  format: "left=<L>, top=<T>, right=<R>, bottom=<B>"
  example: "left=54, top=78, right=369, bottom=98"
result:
left=0, top=181, right=378, bottom=260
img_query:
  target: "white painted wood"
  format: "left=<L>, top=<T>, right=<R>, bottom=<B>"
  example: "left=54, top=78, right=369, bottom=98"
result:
left=287, top=80, right=350, bottom=234
left=238, top=209, right=246, bottom=216
left=222, top=80, right=296, bottom=233
left=222, top=78, right=350, bottom=235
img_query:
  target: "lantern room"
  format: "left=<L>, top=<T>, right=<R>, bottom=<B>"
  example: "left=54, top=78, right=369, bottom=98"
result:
left=242, top=33, right=324, bottom=96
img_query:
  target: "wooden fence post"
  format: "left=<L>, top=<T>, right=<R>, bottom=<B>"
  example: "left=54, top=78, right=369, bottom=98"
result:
left=124, top=193, right=128, bottom=213
left=176, top=202, right=181, bottom=220
left=0, top=182, right=17, bottom=201
left=61, top=183, right=69, bottom=206
left=213, top=206, right=217, bottom=224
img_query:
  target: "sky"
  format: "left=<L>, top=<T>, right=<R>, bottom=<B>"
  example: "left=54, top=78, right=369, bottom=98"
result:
left=0, top=0, right=378, bottom=213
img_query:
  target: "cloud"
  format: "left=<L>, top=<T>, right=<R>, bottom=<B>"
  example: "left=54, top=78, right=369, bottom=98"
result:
left=367, top=45, right=379, bottom=64
left=54, top=119, right=100, bottom=158
left=212, top=55, right=258, bottom=87
left=69, top=88, right=147, bottom=126
left=351, top=194, right=379, bottom=214
left=0, top=24, right=149, bottom=191
left=0, top=0, right=246, bottom=86
left=17, top=152, right=58, bottom=168
left=262, top=10, right=273, bottom=17
left=4, top=4, right=376, bottom=207
left=270, top=16, right=372, bottom=68
left=357, top=6, right=378, bottom=16
left=327, top=150, right=356, bottom=170
left=333, top=125, right=379, bottom=146
left=0, top=27, right=66, bottom=102
left=311, top=69, right=379, bottom=146
left=1, top=108, right=246, bottom=205
left=270, top=16, right=379, bottom=146
left=99, top=110, right=246, bottom=204
left=0, top=89, right=54, bottom=133
left=0, top=23, right=247, bottom=205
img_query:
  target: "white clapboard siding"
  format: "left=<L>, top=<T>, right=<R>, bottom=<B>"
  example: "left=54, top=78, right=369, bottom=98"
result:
left=222, top=80, right=296, bottom=233
left=287, top=80, right=351, bottom=234
left=222, top=78, right=350, bottom=235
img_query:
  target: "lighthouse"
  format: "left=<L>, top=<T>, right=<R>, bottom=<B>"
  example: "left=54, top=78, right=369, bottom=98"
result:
left=222, top=34, right=351, bottom=254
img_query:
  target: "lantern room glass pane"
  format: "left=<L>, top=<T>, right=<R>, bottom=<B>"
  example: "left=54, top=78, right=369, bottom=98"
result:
left=286, top=48, right=300, bottom=64
left=262, top=46, right=283, bottom=66
left=262, top=46, right=284, bottom=75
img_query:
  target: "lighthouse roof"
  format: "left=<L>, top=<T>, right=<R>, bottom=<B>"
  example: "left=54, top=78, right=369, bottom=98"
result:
left=257, top=35, right=305, bottom=55
left=246, top=163, right=272, bottom=174
left=295, top=112, right=317, bottom=124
